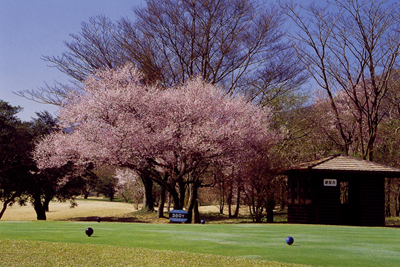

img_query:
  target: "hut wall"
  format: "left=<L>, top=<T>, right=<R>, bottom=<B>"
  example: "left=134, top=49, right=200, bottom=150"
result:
left=285, top=154, right=397, bottom=226
left=288, top=204, right=316, bottom=224
left=360, top=176, right=385, bottom=226
left=316, top=174, right=341, bottom=225
left=287, top=172, right=386, bottom=226
left=340, top=178, right=361, bottom=225
left=287, top=174, right=317, bottom=224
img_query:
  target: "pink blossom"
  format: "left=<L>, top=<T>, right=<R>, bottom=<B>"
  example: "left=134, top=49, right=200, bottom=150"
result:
left=34, top=65, right=281, bottom=206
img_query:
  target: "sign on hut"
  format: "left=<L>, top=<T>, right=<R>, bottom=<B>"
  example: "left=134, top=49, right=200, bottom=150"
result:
left=284, top=154, right=400, bottom=226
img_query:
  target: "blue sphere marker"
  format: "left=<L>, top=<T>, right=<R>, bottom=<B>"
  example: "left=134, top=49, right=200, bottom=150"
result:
left=286, top=236, right=294, bottom=245
left=201, top=220, right=205, bottom=224
left=85, top=227, right=94, bottom=237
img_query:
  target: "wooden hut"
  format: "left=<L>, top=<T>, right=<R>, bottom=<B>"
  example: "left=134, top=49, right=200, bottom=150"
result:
left=284, top=154, right=400, bottom=226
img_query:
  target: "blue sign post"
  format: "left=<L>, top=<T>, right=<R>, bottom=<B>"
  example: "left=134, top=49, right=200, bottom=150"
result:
left=169, top=209, right=189, bottom=223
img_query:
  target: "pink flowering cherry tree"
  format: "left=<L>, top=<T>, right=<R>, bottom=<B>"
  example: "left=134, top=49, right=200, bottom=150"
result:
left=114, top=168, right=144, bottom=209
left=34, top=64, right=281, bottom=222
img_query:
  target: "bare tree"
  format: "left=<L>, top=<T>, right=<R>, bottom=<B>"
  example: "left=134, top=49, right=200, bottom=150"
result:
left=17, top=0, right=307, bottom=110
left=281, top=0, right=400, bottom=160
left=127, top=0, right=292, bottom=94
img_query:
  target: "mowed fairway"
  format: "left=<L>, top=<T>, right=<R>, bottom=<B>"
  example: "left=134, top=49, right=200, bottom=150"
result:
left=1, top=221, right=399, bottom=267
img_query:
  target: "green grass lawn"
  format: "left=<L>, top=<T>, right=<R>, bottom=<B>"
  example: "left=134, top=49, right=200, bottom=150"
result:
left=1, top=221, right=399, bottom=266
left=0, top=239, right=299, bottom=267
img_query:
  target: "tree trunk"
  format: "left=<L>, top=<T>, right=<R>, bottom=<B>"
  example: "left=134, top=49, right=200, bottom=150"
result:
left=0, top=201, right=10, bottom=219
left=266, top=197, right=275, bottom=223
left=186, top=183, right=200, bottom=223
left=250, top=204, right=263, bottom=223
left=166, top=193, right=171, bottom=212
left=227, top=182, right=233, bottom=217
left=43, top=195, right=52, bottom=212
left=219, top=181, right=225, bottom=214
left=0, top=192, right=19, bottom=219
left=386, top=178, right=392, bottom=217
left=109, top=190, right=115, bottom=202
left=171, top=190, right=181, bottom=210
left=396, top=193, right=400, bottom=217
left=256, top=205, right=264, bottom=223
left=141, top=175, right=154, bottom=212
left=178, top=180, right=186, bottom=210
left=193, top=199, right=200, bottom=223
left=33, top=195, right=46, bottom=220
left=279, top=181, right=286, bottom=211
left=83, top=186, right=90, bottom=199
left=157, top=185, right=166, bottom=218
left=234, top=186, right=241, bottom=218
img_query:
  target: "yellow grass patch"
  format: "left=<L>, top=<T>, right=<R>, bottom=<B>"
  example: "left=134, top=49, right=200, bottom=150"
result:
left=1, top=199, right=137, bottom=221
left=1, top=198, right=249, bottom=222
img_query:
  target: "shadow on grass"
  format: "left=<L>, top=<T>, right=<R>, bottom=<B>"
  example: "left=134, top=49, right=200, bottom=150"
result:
left=67, top=216, right=147, bottom=223
left=199, top=210, right=288, bottom=224
left=65, top=208, right=289, bottom=224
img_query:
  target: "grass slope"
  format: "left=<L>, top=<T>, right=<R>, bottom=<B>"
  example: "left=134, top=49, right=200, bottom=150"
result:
left=1, top=221, right=399, bottom=267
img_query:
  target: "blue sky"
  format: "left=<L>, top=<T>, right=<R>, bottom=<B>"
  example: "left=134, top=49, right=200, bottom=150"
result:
left=0, top=0, right=145, bottom=121
left=1, top=0, right=397, bottom=121
left=0, top=0, right=327, bottom=122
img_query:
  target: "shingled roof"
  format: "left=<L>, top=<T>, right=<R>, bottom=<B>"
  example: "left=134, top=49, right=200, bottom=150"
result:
left=285, top=154, right=400, bottom=177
